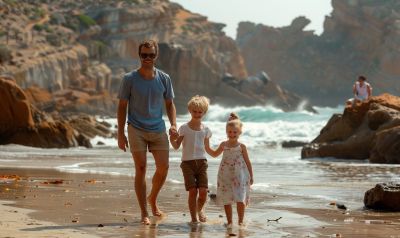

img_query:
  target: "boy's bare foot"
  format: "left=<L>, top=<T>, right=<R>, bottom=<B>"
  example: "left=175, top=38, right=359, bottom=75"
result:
left=224, top=223, right=233, bottom=229
left=147, top=195, right=163, bottom=216
left=189, top=220, right=200, bottom=226
left=198, top=210, right=207, bottom=222
left=141, top=217, right=151, bottom=225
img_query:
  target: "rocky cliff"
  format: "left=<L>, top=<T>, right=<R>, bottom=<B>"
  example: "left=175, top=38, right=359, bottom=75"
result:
left=237, top=0, right=400, bottom=106
left=83, top=0, right=308, bottom=113
left=0, top=77, right=112, bottom=148
left=302, top=94, right=400, bottom=163
left=0, top=0, right=115, bottom=115
left=1, top=0, right=312, bottom=117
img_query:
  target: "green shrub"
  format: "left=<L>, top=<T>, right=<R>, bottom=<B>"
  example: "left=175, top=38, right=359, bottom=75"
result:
left=78, top=14, right=96, bottom=28
left=46, top=34, right=62, bottom=47
left=0, top=44, right=12, bottom=63
left=33, top=24, right=44, bottom=31
left=4, top=0, right=17, bottom=6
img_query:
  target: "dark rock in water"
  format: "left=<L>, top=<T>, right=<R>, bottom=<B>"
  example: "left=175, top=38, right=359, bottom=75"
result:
left=96, top=141, right=105, bottom=145
left=336, top=203, right=347, bottom=210
left=99, top=120, right=112, bottom=128
left=76, top=133, right=92, bottom=148
left=281, top=140, right=307, bottom=148
left=209, top=193, right=217, bottom=199
left=364, top=183, right=400, bottom=211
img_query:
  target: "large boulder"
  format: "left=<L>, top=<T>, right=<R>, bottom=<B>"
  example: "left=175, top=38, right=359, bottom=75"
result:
left=0, top=77, right=112, bottom=148
left=364, top=183, right=400, bottom=211
left=302, top=94, right=400, bottom=163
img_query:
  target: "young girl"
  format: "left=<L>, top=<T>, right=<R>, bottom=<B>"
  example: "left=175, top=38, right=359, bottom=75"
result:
left=205, top=113, right=254, bottom=227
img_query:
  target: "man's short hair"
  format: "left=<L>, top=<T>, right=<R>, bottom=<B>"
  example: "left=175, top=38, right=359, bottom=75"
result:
left=358, top=75, right=367, bottom=81
left=138, top=40, right=158, bottom=56
left=187, top=95, right=210, bottom=113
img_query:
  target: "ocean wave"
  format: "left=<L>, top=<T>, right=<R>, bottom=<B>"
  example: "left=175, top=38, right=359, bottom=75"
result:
left=90, top=104, right=343, bottom=149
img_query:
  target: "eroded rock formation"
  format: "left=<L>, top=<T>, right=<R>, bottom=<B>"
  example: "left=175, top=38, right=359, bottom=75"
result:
left=302, top=94, right=400, bottom=163
left=237, top=0, right=400, bottom=106
left=0, top=77, right=112, bottom=148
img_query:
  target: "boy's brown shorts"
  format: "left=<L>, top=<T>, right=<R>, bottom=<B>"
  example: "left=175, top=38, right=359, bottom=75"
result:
left=180, top=159, right=208, bottom=191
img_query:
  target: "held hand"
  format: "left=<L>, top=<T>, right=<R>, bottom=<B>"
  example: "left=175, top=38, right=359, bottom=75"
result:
left=250, top=177, right=254, bottom=186
left=118, top=133, right=129, bottom=152
left=169, top=125, right=178, bottom=137
left=169, top=133, right=178, bottom=141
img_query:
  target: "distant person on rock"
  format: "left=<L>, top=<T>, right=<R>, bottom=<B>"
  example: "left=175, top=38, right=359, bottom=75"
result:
left=347, top=75, right=372, bottom=107
left=117, top=40, right=177, bottom=225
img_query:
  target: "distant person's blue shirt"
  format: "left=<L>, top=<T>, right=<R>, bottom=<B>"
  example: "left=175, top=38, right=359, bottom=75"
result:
left=118, top=68, right=174, bottom=132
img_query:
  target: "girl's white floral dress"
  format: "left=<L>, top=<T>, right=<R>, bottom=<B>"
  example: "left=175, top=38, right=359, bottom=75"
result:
left=217, top=144, right=250, bottom=205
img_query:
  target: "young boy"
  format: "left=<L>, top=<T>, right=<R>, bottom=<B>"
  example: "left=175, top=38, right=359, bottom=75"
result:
left=170, top=95, right=212, bottom=224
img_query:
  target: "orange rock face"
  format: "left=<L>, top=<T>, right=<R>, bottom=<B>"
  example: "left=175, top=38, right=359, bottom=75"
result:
left=0, top=77, right=112, bottom=148
left=302, top=94, right=400, bottom=163
left=0, top=77, right=34, bottom=131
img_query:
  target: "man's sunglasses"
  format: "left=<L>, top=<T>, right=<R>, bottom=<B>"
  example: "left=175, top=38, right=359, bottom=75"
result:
left=140, top=53, right=156, bottom=59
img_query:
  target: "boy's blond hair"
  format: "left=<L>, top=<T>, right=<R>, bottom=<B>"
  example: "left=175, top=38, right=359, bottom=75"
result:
left=187, top=95, right=210, bottom=113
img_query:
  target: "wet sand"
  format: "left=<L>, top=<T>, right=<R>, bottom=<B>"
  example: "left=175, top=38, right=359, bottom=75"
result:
left=1, top=167, right=400, bottom=238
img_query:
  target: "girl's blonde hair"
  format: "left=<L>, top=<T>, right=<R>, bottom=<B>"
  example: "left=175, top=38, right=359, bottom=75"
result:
left=227, top=112, right=242, bottom=129
left=187, top=95, right=210, bottom=113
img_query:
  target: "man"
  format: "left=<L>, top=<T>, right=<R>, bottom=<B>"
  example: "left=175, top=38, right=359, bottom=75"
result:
left=346, top=75, right=372, bottom=107
left=117, top=40, right=177, bottom=225
left=352, top=75, right=372, bottom=105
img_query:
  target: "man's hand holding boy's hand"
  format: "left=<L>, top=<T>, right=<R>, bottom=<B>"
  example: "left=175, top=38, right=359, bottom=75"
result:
left=169, top=133, right=178, bottom=141
left=169, top=125, right=179, bottom=141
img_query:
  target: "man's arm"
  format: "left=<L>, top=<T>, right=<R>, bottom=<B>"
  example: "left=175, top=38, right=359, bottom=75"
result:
left=165, top=99, right=177, bottom=134
left=117, top=99, right=129, bottom=152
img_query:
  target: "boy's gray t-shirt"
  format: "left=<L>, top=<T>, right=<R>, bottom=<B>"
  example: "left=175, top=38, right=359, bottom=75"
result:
left=118, top=68, right=174, bottom=132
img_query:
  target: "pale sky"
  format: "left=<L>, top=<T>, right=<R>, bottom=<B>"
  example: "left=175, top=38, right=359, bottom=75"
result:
left=171, top=0, right=333, bottom=38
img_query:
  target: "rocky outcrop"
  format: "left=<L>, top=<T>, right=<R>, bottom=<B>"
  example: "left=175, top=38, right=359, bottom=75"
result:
left=237, top=1, right=400, bottom=106
left=1, top=0, right=311, bottom=115
left=364, top=183, right=400, bottom=211
left=0, top=77, right=112, bottom=148
left=82, top=1, right=310, bottom=112
left=302, top=94, right=400, bottom=163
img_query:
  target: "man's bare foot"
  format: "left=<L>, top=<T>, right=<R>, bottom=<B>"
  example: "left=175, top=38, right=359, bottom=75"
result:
left=147, top=195, right=163, bottom=216
left=141, top=217, right=151, bottom=225
left=198, top=210, right=207, bottom=222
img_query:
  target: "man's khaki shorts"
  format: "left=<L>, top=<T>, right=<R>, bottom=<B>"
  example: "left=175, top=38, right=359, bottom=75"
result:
left=180, top=159, right=208, bottom=191
left=127, top=124, right=169, bottom=152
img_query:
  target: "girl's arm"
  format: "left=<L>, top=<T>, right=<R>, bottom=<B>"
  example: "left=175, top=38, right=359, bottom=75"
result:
left=240, top=144, right=254, bottom=185
left=170, top=135, right=184, bottom=150
left=205, top=138, right=224, bottom=157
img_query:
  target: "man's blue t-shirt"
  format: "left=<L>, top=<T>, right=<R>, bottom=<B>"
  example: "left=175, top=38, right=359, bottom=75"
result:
left=118, top=68, right=175, bottom=132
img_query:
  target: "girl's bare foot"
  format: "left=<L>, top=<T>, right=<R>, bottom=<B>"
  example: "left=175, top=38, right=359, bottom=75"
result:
left=198, top=210, right=207, bottom=222
left=147, top=195, right=163, bottom=216
left=141, top=217, right=151, bottom=225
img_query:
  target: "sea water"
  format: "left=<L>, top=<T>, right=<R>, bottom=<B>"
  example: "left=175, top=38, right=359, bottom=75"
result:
left=1, top=104, right=400, bottom=210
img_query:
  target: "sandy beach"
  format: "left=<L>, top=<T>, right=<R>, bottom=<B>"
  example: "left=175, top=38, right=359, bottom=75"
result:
left=1, top=167, right=400, bottom=238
